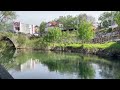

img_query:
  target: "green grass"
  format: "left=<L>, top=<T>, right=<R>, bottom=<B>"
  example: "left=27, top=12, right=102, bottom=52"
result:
left=54, top=42, right=120, bottom=50
left=83, top=42, right=116, bottom=49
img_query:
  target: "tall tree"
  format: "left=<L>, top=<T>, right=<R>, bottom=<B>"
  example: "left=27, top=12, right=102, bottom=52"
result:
left=39, top=21, right=46, bottom=34
left=54, top=14, right=96, bottom=31
left=98, top=11, right=116, bottom=28
left=76, top=14, right=95, bottom=24
left=77, top=18, right=94, bottom=44
left=114, top=11, right=120, bottom=27
left=57, top=15, right=76, bottom=30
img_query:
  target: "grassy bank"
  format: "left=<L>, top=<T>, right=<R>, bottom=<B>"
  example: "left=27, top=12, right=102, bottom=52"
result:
left=54, top=42, right=120, bottom=49
left=1, top=32, right=120, bottom=58
left=51, top=42, right=120, bottom=58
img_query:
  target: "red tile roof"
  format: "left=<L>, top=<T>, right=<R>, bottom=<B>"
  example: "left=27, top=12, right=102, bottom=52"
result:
left=48, top=21, right=59, bottom=26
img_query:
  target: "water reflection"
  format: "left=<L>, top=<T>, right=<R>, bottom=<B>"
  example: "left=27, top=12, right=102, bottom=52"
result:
left=0, top=49, right=16, bottom=69
left=0, top=49, right=120, bottom=79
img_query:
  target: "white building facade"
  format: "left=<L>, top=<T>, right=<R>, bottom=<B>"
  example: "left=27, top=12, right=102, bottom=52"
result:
left=12, top=21, right=37, bottom=35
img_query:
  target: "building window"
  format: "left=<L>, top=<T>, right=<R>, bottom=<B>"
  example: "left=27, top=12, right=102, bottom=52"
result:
left=15, top=27, right=20, bottom=31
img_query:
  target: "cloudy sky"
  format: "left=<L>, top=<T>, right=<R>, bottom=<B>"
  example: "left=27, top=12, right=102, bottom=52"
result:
left=15, top=11, right=110, bottom=25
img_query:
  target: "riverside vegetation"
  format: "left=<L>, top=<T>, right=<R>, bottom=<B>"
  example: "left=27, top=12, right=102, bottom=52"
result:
left=1, top=11, right=120, bottom=58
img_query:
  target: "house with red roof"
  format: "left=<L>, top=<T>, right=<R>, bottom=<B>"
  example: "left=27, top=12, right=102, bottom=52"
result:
left=45, top=21, right=63, bottom=31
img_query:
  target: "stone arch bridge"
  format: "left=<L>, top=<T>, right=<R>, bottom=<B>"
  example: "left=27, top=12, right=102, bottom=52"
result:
left=0, top=36, right=18, bottom=50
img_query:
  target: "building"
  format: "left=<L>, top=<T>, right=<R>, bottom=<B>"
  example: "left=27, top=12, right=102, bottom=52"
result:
left=45, top=21, right=63, bottom=32
left=11, top=21, right=38, bottom=35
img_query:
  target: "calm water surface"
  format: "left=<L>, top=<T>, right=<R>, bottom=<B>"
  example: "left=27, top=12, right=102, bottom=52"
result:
left=1, top=49, right=120, bottom=79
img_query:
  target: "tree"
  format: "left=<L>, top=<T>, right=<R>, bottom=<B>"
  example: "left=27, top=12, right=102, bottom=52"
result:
left=77, top=19, right=94, bottom=44
left=56, top=15, right=76, bottom=30
left=75, top=14, right=95, bottom=25
left=57, top=14, right=95, bottom=30
left=43, top=27, right=62, bottom=46
left=0, top=11, right=16, bottom=31
left=98, top=11, right=115, bottom=28
left=114, top=11, right=120, bottom=27
left=39, top=21, right=46, bottom=34
left=102, top=20, right=109, bottom=28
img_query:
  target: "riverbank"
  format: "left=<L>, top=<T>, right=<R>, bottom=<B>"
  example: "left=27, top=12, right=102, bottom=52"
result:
left=7, top=41, right=120, bottom=58
left=50, top=42, right=120, bottom=58
left=1, top=32, right=120, bottom=58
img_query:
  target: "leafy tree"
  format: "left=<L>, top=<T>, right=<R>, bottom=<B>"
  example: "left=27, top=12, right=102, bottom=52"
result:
left=39, top=21, right=46, bottom=34
left=77, top=19, right=94, bottom=44
left=98, top=11, right=116, bottom=28
left=0, top=11, right=16, bottom=31
left=114, top=11, right=120, bottom=27
left=56, top=15, right=76, bottom=30
left=44, top=27, right=62, bottom=46
left=56, top=14, right=95, bottom=31
left=102, top=20, right=109, bottom=28
left=76, top=14, right=95, bottom=24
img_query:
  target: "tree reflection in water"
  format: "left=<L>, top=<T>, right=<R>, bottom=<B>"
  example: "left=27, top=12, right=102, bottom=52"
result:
left=1, top=50, right=120, bottom=79
left=0, top=48, right=16, bottom=70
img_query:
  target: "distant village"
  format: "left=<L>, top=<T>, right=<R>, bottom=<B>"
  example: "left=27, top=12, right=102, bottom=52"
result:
left=10, top=21, right=39, bottom=36
left=9, top=21, right=63, bottom=36
left=10, top=20, right=119, bottom=39
left=11, top=21, right=96, bottom=34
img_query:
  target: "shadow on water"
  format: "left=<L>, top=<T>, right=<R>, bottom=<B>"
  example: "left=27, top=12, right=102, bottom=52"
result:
left=1, top=49, right=120, bottom=79
left=0, top=48, right=16, bottom=79
left=0, top=48, right=16, bottom=69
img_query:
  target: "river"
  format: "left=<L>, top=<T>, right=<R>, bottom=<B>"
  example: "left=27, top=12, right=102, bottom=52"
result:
left=0, top=49, right=120, bottom=79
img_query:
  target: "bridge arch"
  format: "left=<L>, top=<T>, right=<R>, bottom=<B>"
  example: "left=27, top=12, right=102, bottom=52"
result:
left=0, top=36, right=16, bottom=50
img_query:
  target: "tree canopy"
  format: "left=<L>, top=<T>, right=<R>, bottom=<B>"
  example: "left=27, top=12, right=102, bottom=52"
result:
left=114, top=11, right=120, bottom=27
left=77, top=19, right=94, bottom=43
left=0, top=11, right=17, bottom=31
left=43, top=27, right=62, bottom=45
left=98, top=11, right=116, bottom=28
left=55, top=14, right=95, bottom=30
left=39, top=21, right=46, bottom=34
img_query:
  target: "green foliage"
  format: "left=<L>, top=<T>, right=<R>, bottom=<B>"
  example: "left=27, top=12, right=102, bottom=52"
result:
left=56, top=14, right=95, bottom=30
left=77, top=19, right=94, bottom=43
left=44, top=27, right=62, bottom=44
left=98, top=11, right=117, bottom=28
left=29, top=38, right=48, bottom=49
left=114, top=11, right=120, bottom=27
left=16, top=34, right=27, bottom=47
left=76, top=14, right=95, bottom=24
left=107, top=28, right=112, bottom=33
left=55, top=41, right=120, bottom=50
left=102, top=20, right=109, bottom=28
left=39, top=21, right=46, bottom=33
left=56, top=15, right=76, bottom=30
left=0, top=41, right=6, bottom=51
left=99, top=12, right=112, bottom=21
left=0, top=11, right=16, bottom=31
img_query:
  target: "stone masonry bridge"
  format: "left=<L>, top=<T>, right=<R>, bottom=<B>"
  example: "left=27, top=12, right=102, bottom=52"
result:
left=0, top=34, right=18, bottom=50
left=1, top=29, right=120, bottom=50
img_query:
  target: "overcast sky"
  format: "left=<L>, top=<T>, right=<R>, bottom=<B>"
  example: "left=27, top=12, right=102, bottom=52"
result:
left=15, top=11, right=110, bottom=25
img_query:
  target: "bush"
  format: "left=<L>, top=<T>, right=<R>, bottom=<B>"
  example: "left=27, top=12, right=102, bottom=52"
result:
left=0, top=41, right=6, bottom=48
left=107, top=28, right=112, bottom=33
